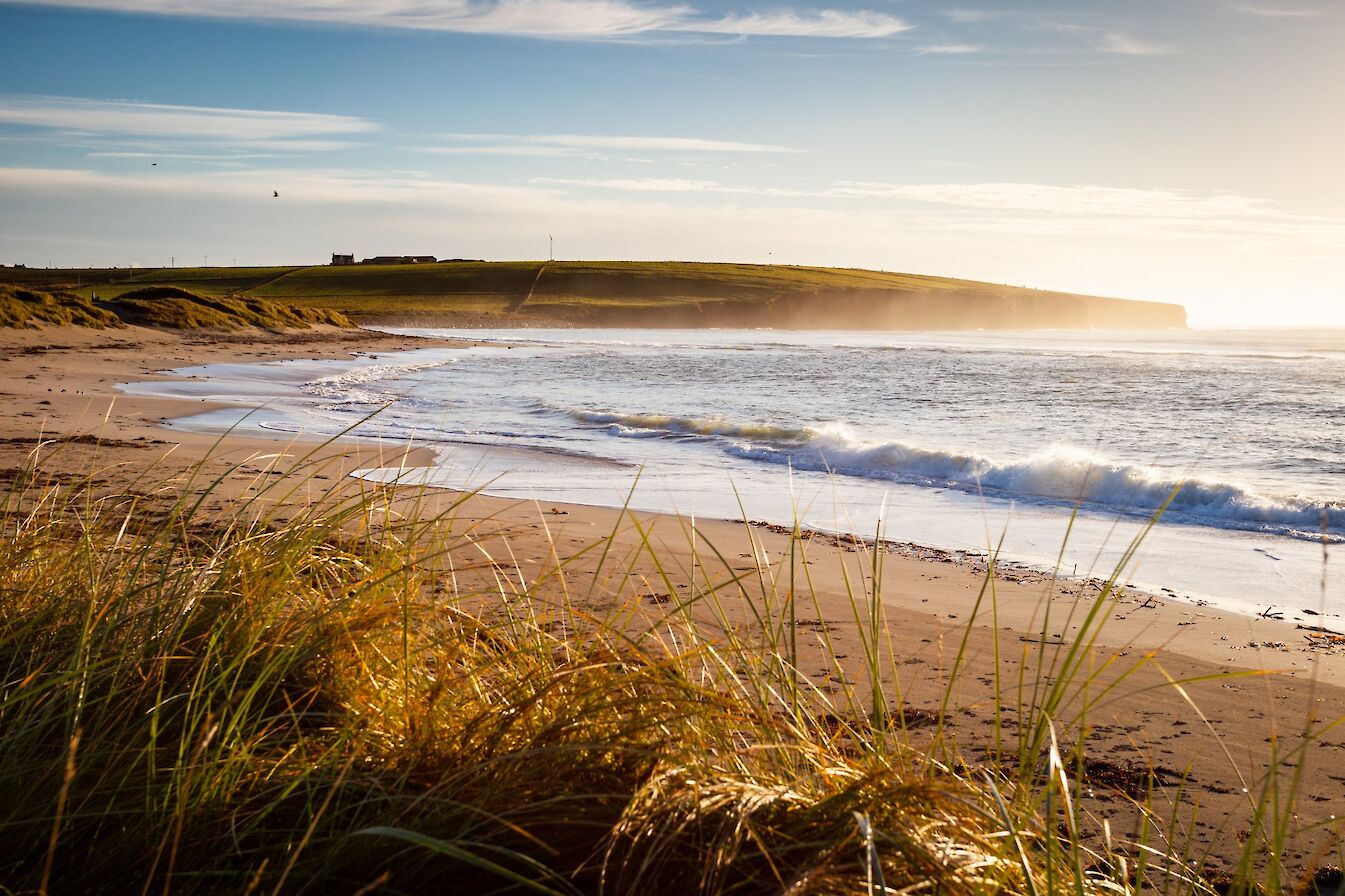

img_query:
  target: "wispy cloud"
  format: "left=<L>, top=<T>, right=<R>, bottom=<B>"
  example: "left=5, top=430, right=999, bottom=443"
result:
left=432, top=133, right=802, bottom=153
left=423, top=144, right=593, bottom=158
left=828, top=181, right=1273, bottom=218
left=943, top=9, right=1011, bottom=25
left=536, top=176, right=720, bottom=191
left=1233, top=3, right=1323, bottom=17
left=10, top=165, right=1341, bottom=253
left=11, top=0, right=686, bottom=37
left=534, top=175, right=1281, bottom=220
left=689, top=9, right=909, bottom=38
left=85, top=150, right=282, bottom=160
left=824, top=180, right=1345, bottom=247
left=0, top=96, right=376, bottom=149
left=1043, top=22, right=1176, bottom=55
left=10, top=0, right=910, bottom=40
left=1095, top=32, right=1175, bottom=55
left=530, top=174, right=1345, bottom=247
left=532, top=175, right=815, bottom=195
left=56, top=160, right=1307, bottom=250
left=915, top=43, right=982, bottom=55
left=940, top=11, right=1175, bottom=58
left=0, top=165, right=564, bottom=207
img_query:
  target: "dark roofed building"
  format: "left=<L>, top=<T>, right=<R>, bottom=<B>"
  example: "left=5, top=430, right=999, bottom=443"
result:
left=360, top=255, right=438, bottom=265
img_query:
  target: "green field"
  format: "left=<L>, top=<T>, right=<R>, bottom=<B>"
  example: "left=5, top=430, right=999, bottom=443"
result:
left=0, top=261, right=1187, bottom=329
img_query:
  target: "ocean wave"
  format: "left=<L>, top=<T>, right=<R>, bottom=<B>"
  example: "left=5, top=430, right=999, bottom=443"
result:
left=559, top=408, right=1344, bottom=542
left=566, top=409, right=812, bottom=444
left=824, top=343, right=1344, bottom=363
left=303, top=358, right=458, bottom=403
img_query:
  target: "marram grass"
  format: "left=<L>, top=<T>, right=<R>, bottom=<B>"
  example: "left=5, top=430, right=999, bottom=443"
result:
left=0, top=282, right=352, bottom=330
left=0, top=444, right=1336, bottom=894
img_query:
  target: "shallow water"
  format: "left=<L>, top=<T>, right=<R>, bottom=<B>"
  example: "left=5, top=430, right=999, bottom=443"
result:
left=121, top=326, right=1344, bottom=618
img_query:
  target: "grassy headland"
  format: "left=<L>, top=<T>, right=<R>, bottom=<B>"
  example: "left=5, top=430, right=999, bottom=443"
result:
left=1, top=261, right=1187, bottom=329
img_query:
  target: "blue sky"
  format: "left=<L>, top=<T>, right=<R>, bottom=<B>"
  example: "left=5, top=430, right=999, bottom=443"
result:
left=1, top=0, right=1342, bottom=324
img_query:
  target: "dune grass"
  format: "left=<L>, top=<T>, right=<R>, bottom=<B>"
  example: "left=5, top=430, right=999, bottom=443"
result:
left=0, top=284, right=123, bottom=328
left=0, top=283, right=352, bottom=330
left=105, top=285, right=353, bottom=329
left=0, top=439, right=1337, bottom=893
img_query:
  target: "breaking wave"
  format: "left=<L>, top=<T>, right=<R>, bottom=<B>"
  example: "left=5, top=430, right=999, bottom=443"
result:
left=562, top=408, right=1344, bottom=542
left=302, top=358, right=459, bottom=405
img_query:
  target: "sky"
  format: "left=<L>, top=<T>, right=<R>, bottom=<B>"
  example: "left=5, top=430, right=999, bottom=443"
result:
left=1, top=0, right=1342, bottom=326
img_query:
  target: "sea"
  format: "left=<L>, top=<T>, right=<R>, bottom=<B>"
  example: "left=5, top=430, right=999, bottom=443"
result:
left=120, top=327, right=1344, bottom=618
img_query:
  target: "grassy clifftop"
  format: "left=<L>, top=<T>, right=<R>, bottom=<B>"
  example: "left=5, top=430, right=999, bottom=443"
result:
left=1, top=261, right=1187, bottom=330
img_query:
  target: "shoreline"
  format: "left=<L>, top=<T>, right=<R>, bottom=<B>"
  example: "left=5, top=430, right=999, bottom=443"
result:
left=5, top=322, right=1340, bottom=666
left=127, top=324, right=1343, bottom=623
left=2, top=321, right=1344, bottom=870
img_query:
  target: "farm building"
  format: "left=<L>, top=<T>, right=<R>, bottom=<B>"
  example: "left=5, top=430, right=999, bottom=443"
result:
left=359, top=255, right=438, bottom=265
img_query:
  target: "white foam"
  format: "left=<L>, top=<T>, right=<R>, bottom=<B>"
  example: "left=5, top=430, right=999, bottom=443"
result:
left=302, top=358, right=459, bottom=405
left=561, top=409, right=1344, bottom=542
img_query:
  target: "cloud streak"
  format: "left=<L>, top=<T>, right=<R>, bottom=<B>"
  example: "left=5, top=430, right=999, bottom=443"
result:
left=85, top=150, right=282, bottom=160
left=938, top=11, right=1175, bottom=58
left=831, top=181, right=1345, bottom=248
left=9, top=0, right=911, bottom=39
left=688, top=9, right=909, bottom=38
left=4, top=166, right=1341, bottom=252
left=0, top=165, right=566, bottom=209
left=1095, top=32, right=1174, bottom=55
left=1233, top=3, right=1323, bottom=17
left=226, top=164, right=1345, bottom=249
left=943, top=9, right=1008, bottom=25
left=534, top=174, right=1285, bottom=220
left=423, top=144, right=594, bottom=158
left=915, top=43, right=982, bottom=55
left=828, top=181, right=1273, bottom=218
left=532, top=175, right=815, bottom=195
left=434, top=132, right=801, bottom=153
left=528, top=174, right=1345, bottom=247
left=0, top=96, right=376, bottom=149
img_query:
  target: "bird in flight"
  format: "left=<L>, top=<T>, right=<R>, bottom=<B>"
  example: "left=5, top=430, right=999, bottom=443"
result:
left=273, top=191, right=279, bottom=198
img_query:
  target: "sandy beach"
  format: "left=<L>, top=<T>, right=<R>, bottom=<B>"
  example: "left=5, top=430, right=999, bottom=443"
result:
left=3, top=322, right=1343, bottom=875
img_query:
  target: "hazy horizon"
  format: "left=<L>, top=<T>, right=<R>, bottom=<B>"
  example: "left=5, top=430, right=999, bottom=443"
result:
left=2, top=0, right=1342, bottom=327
